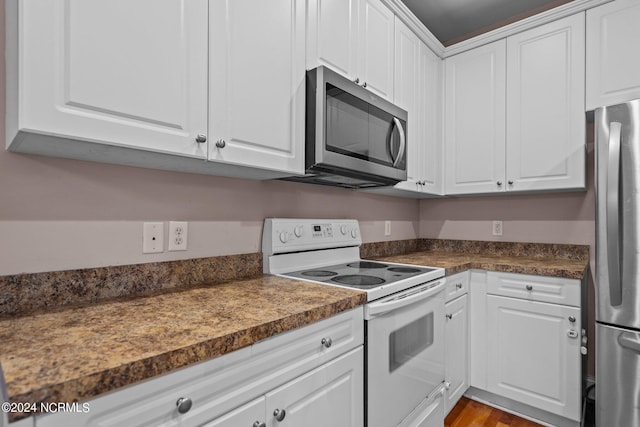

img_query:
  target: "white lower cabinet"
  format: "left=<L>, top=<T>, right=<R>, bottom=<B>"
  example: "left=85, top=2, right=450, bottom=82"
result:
left=35, top=308, right=364, bottom=427
left=486, top=295, right=581, bottom=421
left=205, top=348, right=363, bottom=427
left=444, top=294, right=468, bottom=414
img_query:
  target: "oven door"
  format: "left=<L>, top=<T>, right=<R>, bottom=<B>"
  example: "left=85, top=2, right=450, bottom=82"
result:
left=365, top=280, right=445, bottom=427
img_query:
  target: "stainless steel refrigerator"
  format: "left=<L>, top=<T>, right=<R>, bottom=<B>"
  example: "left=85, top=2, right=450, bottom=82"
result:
left=596, top=99, right=640, bottom=427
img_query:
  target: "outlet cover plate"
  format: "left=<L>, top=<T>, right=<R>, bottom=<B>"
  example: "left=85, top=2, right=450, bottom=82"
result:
left=168, top=221, right=188, bottom=251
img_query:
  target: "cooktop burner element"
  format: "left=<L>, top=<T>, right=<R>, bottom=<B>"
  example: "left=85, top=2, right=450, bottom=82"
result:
left=346, top=261, right=388, bottom=269
left=301, top=270, right=338, bottom=277
left=387, top=267, right=422, bottom=273
left=331, top=275, right=386, bottom=286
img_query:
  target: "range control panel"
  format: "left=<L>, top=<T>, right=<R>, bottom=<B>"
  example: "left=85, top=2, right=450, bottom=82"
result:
left=262, top=218, right=361, bottom=255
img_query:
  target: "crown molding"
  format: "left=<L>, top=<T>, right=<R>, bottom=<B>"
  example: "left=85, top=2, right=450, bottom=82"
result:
left=382, top=0, right=446, bottom=58
left=385, top=0, right=613, bottom=59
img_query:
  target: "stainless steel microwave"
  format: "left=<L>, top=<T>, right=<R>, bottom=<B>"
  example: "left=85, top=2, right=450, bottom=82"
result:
left=283, top=66, right=408, bottom=189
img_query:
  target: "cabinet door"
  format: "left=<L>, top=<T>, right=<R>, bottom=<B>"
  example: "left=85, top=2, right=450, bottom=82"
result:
left=444, top=294, right=468, bottom=414
left=587, top=0, right=640, bottom=110
left=394, top=18, right=421, bottom=188
left=358, top=0, right=395, bottom=101
left=486, top=295, right=581, bottom=421
left=16, top=0, right=208, bottom=158
left=506, top=14, right=586, bottom=192
left=201, top=397, right=266, bottom=427
left=306, top=0, right=359, bottom=80
left=445, top=40, right=506, bottom=195
left=209, top=0, right=305, bottom=175
left=265, top=347, right=364, bottom=427
left=418, top=43, right=444, bottom=196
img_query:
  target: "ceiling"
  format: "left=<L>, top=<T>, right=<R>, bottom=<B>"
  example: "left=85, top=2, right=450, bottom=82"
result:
left=402, top=0, right=573, bottom=46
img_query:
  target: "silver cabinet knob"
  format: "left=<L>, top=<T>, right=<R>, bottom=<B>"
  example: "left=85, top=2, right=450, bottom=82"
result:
left=456, top=283, right=462, bottom=289
left=216, top=139, right=226, bottom=148
left=321, top=337, right=332, bottom=348
left=362, top=82, right=367, bottom=88
left=497, top=181, right=503, bottom=186
left=508, top=180, right=514, bottom=185
left=526, top=285, right=533, bottom=291
left=273, top=409, right=286, bottom=422
left=353, top=77, right=360, bottom=84
left=444, top=381, right=451, bottom=390
left=568, top=316, right=576, bottom=323
left=195, top=134, right=207, bottom=143
left=176, top=397, right=192, bottom=414
left=445, top=313, right=452, bottom=320
left=253, top=422, right=266, bottom=427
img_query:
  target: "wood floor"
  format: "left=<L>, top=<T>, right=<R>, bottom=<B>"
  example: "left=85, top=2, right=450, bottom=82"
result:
left=445, top=397, right=543, bottom=427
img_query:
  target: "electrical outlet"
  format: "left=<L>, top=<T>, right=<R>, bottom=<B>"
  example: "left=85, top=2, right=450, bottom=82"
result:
left=143, top=222, right=164, bottom=253
left=384, top=221, right=391, bottom=236
left=492, top=220, right=503, bottom=236
left=168, top=221, right=188, bottom=251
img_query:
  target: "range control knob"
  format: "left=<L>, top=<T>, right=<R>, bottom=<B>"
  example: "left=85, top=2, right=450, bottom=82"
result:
left=351, top=229, right=358, bottom=239
left=294, top=225, right=304, bottom=238
left=340, top=225, right=348, bottom=235
left=279, top=232, right=288, bottom=243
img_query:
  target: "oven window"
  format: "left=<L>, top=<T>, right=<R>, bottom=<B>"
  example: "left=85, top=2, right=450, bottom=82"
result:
left=389, top=312, right=434, bottom=373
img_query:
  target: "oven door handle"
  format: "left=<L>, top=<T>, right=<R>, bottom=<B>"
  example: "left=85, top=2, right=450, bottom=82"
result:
left=365, top=279, right=445, bottom=319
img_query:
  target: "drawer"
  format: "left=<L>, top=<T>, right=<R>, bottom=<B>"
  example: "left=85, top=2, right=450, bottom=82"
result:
left=36, top=307, right=364, bottom=427
left=486, top=271, right=581, bottom=306
left=445, top=271, right=469, bottom=302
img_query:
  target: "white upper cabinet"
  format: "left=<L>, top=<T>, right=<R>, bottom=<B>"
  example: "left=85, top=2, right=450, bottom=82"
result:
left=586, top=0, right=640, bottom=110
left=445, top=14, right=585, bottom=196
left=393, top=18, right=421, bottom=188
left=7, top=0, right=208, bottom=159
left=445, top=40, right=507, bottom=195
left=307, top=0, right=394, bottom=101
left=209, top=0, right=305, bottom=175
left=418, top=43, right=444, bottom=196
left=506, top=13, right=586, bottom=192
left=358, top=0, right=395, bottom=100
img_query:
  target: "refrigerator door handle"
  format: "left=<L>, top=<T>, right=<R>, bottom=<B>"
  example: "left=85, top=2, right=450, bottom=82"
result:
left=618, top=332, right=640, bottom=353
left=606, top=121, right=623, bottom=306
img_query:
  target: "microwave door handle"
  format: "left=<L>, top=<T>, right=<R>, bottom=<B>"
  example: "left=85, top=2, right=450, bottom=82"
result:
left=607, top=121, right=622, bottom=306
left=391, top=117, right=406, bottom=168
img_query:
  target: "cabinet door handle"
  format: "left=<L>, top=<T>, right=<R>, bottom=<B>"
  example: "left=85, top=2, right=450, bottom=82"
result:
left=253, top=422, right=266, bottom=427
left=216, top=139, right=226, bottom=148
left=361, top=82, right=367, bottom=88
left=273, top=408, right=286, bottom=422
left=455, top=283, right=462, bottom=289
left=321, top=337, right=332, bottom=348
left=445, top=313, right=452, bottom=320
left=176, top=397, right=192, bottom=414
left=195, top=134, right=207, bottom=143
left=353, top=77, right=360, bottom=84
left=526, top=285, right=533, bottom=291
left=497, top=181, right=503, bottom=186
left=508, top=180, right=514, bottom=185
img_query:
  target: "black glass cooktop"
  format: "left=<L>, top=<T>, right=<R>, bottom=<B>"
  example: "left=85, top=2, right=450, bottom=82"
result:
left=284, top=260, right=436, bottom=290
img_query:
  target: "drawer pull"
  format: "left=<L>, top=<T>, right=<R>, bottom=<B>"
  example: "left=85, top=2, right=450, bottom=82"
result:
left=567, top=329, right=579, bottom=339
left=321, top=337, right=332, bottom=348
left=525, top=285, right=533, bottom=291
left=253, top=422, right=266, bottom=427
left=273, top=408, right=286, bottom=422
left=568, top=316, right=576, bottom=323
left=455, top=283, right=463, bottom=289
left=445, top=313, right=452, bottom=320
left=176, top=397, right=192, bottom=414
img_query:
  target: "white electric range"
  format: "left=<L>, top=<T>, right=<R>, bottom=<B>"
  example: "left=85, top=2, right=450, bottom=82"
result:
left=262, top=218, right=447, bottom=427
